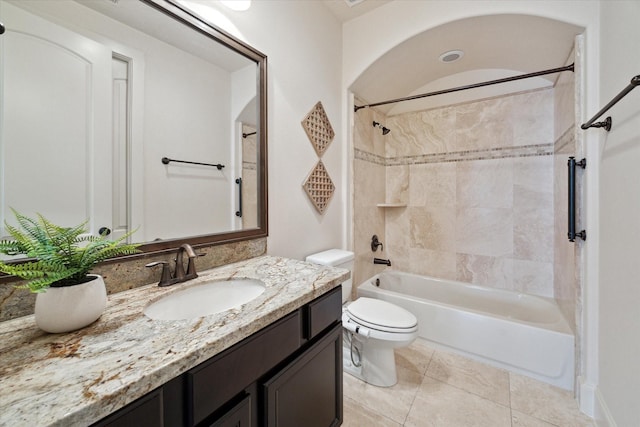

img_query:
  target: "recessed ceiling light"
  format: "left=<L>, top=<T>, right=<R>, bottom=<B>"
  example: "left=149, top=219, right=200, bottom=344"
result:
left=439, top=50, right=464, bottom=63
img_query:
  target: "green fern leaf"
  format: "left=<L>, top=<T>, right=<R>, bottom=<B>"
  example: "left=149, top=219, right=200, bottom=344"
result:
left=0, top=210, right=139, bottom=293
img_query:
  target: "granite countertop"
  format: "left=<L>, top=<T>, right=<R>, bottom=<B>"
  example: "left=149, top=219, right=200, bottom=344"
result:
left=0, top=255, right=348, bottom=427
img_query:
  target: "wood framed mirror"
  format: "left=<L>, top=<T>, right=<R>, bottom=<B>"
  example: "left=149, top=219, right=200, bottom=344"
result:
left=0, top=0, right=268, bottom=260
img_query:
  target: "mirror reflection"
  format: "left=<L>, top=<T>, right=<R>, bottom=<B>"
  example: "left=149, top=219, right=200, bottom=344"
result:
left=0, top=0, right=263, bottom=248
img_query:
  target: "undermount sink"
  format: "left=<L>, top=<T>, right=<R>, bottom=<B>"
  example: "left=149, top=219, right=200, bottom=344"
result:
left=144, top=278, right=266, bottom=321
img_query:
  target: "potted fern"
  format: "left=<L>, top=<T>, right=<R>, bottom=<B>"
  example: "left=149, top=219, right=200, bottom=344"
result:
left=0, top=210, right=139, bottom=333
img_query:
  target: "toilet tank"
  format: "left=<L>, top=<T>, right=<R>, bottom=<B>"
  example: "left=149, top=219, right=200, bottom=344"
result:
left=305, top=249, right=354, bottom=303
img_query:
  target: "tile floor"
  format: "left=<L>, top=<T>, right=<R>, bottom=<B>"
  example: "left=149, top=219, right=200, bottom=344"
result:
left=342, top=339, right=595, bottom=427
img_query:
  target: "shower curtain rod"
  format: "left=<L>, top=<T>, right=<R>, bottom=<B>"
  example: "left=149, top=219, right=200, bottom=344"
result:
left=354, top=63, right=575, bottom=112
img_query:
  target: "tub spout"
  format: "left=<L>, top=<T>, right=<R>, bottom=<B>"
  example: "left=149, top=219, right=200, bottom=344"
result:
left=374, top=257, right=391, bottom=266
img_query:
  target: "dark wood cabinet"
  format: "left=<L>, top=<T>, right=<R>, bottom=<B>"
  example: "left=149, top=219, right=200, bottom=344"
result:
left=187, top=311, right=302, bottom=426
left=91, top=388, right=164, bottom=427
left=208, top=394, right=252, bottom=427
left=91, top=286, right=342, bottom=427
left=263, top=324, right=342, bottom=427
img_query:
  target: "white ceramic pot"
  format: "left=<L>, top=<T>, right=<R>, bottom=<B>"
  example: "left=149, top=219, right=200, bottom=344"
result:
left=35, top=274, right=107, bottom=333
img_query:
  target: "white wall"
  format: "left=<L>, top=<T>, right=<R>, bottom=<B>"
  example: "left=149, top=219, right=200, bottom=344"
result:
left=202, top=1, right=345, bottom=260
left=596, top=2, right=640, bottom=425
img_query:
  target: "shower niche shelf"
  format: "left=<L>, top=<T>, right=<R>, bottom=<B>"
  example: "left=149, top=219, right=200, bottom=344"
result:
left=376, top=203, right=407, bottom=208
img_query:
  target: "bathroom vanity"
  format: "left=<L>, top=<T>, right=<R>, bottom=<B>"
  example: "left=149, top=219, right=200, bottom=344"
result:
left=0, top=256, right=348, bottom=427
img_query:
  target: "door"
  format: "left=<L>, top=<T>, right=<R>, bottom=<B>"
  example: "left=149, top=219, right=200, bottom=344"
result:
left=0, top=1, right=113, bottom=237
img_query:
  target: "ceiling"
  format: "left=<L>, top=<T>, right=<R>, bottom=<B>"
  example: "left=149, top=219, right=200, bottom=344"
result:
left=322, top=0, right=391, bottom=22
left=322, top=1, right=584, bottom=115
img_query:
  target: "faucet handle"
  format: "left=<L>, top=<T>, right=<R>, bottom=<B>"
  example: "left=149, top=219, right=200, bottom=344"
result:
left=146, top=261, right=173, bottom=287
left=371, top=235, right=384, bottom=252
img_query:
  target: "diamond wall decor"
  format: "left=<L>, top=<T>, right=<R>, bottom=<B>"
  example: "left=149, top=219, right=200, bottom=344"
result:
left=303, top=160, right=335, bottom=214
left=301, top=101, right=335, bottom=157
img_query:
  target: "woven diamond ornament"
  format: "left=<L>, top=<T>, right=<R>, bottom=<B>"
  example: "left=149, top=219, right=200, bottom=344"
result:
left=301, top=101, right=334, bottom=157
left=303, top=160, right=335, bottom=214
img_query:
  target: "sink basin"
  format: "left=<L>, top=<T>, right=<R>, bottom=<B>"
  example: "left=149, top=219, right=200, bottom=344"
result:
left=144, top=278, right=266, bottom=320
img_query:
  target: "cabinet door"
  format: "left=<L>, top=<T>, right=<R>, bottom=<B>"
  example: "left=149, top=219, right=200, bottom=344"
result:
left=263, top=324, right=342, bottom=427
left=187, top=311, right=301, bottom=426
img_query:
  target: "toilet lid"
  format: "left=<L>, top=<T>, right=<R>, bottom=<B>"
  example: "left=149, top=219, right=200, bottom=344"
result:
left=346, top=297, right=417, bottom=332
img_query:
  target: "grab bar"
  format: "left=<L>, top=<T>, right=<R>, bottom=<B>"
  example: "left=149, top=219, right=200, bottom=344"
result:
left=581, top=74, right=640, bottom=131
left=235, top=177, right=243, bottom=218
left=567, top=157, right=586, bottom=242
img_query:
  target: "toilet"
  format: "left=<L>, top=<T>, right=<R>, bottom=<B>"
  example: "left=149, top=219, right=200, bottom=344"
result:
left=306, top=249, right=418, bottom=387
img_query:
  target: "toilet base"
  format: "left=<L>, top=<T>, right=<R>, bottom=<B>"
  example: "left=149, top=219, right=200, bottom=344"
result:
left=342, top=332, right=400, bottom=387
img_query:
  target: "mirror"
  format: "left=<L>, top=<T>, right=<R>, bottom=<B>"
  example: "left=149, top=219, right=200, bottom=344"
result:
left=0, top=0, right=267, bottom=256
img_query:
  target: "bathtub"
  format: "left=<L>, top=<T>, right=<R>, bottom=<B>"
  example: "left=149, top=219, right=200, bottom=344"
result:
left=357, top=271, right=575, bottom=390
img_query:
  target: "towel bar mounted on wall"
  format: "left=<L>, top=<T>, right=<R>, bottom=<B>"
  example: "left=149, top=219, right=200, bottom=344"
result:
left=161, top=157, right=225, bottom=170
left=581, top=74, right=640, bottom=131
left=567, top=157, right=586, bottom=242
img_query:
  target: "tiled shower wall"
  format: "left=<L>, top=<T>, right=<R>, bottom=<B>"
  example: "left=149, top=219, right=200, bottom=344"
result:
left=353, top=88, right=559, bottom=297
left=353, top=104, right=388, bottom=290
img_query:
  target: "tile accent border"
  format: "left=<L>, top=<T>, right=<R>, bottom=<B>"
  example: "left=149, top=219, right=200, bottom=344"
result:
left=355, top=143, right=553, bottom=167
left=554, top=125, right=575, bottom=154
left=354, top=148, right=386, bottom=165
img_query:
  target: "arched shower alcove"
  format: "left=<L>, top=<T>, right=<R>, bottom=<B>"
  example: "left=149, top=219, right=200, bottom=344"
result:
left=348, top=12, right=585, bottom=391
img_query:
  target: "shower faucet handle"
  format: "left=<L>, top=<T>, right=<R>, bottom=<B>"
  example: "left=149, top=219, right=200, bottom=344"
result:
left=371, top=235, right=384, bottom=252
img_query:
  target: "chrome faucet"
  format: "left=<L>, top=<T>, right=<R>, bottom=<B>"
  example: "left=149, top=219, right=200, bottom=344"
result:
left=146, top=243, right=199, bottom=286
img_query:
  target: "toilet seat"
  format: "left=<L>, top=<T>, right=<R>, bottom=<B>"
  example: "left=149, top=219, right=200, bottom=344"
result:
left=344, top=297, right=417, bottom=334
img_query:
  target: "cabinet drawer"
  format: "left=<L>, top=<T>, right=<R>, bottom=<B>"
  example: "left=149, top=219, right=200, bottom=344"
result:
left=208, top=394, right=251, bottom=427
left=304, top=286, right=342, bottom=340
left=91, top=388, right=163, bottom=427
left=187, top=310, right=301, bottom=426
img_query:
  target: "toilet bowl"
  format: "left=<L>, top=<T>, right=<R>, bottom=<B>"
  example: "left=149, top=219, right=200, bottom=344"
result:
left=306, top=249, right=418, bottom=387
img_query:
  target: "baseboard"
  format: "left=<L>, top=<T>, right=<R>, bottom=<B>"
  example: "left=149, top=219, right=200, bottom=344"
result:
left=580, top=378, right=617, bottom=427
left=579, top=378, right=596, bottom=417
left=594, top=387, right=617, bottom=427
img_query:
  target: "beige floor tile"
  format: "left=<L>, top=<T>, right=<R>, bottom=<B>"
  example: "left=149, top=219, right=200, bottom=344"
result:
left=425, top=350, right=510, bottom=406
left=510, top=373, right=594, bottom=427
left=343, top=342, right=595, bottom=427
left=342, top=365, right=423, bottom=424
left=395, top=339, right=436, bottom=375
left=405, top=376, right=511, bottom=427
left=511, top=410, right=559, bottom=426
left=342, top=396, right=402, bottom=427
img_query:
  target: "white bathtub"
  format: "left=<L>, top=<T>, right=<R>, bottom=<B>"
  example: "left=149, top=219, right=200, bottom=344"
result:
left=357, top=271, right=575, bottom=390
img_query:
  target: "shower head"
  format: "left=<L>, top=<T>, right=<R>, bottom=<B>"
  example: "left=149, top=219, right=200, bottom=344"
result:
left=372, top=121, right=391, bottom=136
